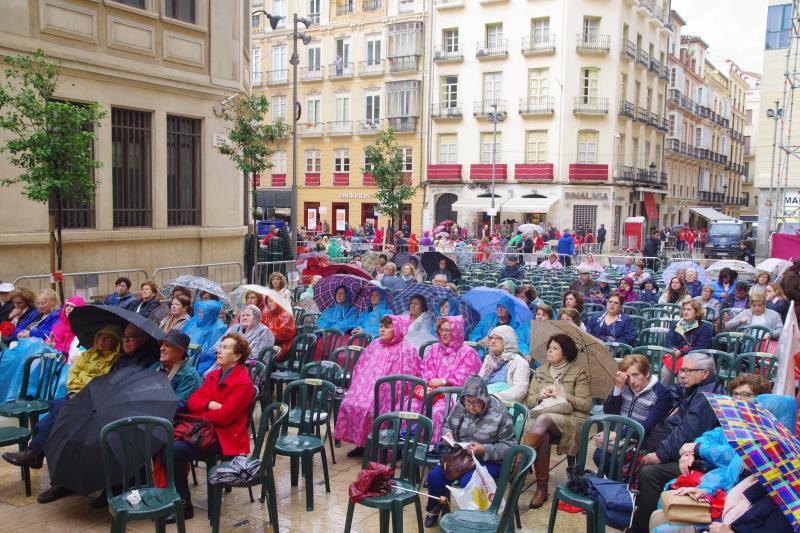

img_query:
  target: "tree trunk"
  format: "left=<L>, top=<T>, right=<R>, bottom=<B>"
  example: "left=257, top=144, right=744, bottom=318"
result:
left=55, top=192, right=64, bottom=301
left=48, top=203, right=56, bottom=294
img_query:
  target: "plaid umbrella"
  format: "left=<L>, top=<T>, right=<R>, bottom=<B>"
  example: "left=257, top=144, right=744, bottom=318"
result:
left=162, top=275, right=231, bottom=308
left=388, top=284, right=479, bottom=334
left=704, top=393, right=800, bottom=531
left=317, top=264, right=372, bottom=281
left=313, top=274, right=375, bottom=312
left=361, top=252, right=384, bottom=273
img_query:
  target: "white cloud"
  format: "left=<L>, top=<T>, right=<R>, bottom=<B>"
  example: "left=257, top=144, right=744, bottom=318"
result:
left=671, top=0, right=768, bottom=74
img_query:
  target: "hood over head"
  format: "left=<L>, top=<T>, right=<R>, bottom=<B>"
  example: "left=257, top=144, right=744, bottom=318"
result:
left=497, top=295, right=518, bottom=321
left=460, top=374, right=489, bottom=411
left=755, top=394, right=798, bottom=431
left=489, top=325, right=518, bottom=353
left=437, top=294, right=461, bottom=317
left=436, top=315, right=465, bottom=349
left=193, top=299, right=223, bottom=326
left=382, top=314, right=410, bottom=345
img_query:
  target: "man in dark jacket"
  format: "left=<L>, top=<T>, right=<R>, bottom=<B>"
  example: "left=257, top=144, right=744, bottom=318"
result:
left=112, top=323, right=161, bottom=370
left=642, top=230, right=660, bottom=258
left=569, top=267, right=599, bottom=296
left=521, top=234, right=534, bottom=254
left=630, top=352, right=726, bottom=532
left=597, top=224, right=607, bottom=252
left=103, top=277, right=134, bottom=308
left=497, top=255, right=525, bottom=281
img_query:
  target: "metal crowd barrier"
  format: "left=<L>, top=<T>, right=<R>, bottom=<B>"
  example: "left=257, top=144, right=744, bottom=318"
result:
left=152, top=262, right=245, bottom=293
left=251, top=260, right=301, bottom=288
left=13, top=269, right=150, bottom=302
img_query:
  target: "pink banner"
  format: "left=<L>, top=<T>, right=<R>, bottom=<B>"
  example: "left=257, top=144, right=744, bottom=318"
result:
left=772, top=234, right=800, bottom=260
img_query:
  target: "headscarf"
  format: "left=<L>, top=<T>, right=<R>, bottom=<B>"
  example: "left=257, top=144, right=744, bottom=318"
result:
left=381, top=315, right=411, bottom=346
left=482, top=325, right=518, bottom=375
left=499, top=279, right=516, bottom=294
left=355, top=289, right=393, bottom=338
left=617, top=277, right=636, bottom=301
left=50, top=296, right=86, bottom=353
left=182, top=300, right=227, bottom=374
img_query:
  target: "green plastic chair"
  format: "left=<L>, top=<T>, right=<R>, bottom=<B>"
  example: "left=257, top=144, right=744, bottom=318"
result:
left=0, top=353, right=67, bottom=429
left=736, top=325, right=773, bottom=351
left=718, top=307, right=743, bottom=325
left=344, top=411, right=434, bottom=533
left=100, top=416, right=185, bottom=532
left=208, top=402, right=289, bottom=533
left=292, top=306, right=305, bottom=323
left=464, top=341, right=488, bottom=360
left=0, top=425, right=31, bottom=496
left=418, top=339, right=438, bottom=359
left=187, top=343, right=202, bottom=370
left=547, top=415, right=644, bottom=533
left=365, top=374, right=428, bottom=465
left=605, top=342, right=633, bottom=359
left=632, top=345, right=670, bottom=378
left=348, top=332, right=373, bottom=349
left=272, top=332, right=318, bottom=400
left=712, top=332, right=757, bottom=355
left=689, top=349, right=737, bottom=382
left=502, top=400, right=531, bottom=529
left=624, top=301, right=653, bottom=314
left=584, top=302, right=605, bottom=314
left=412, top=386, right=462, bottom=482
left=299, top=361, right=342, bottom=462
left=704, top=306, right=717, bottom=322
left=644, top=318, right=677, bottom=331
left=635, top=328, right=669, bottom=348
left=628, top=314, right=646, bottom=332
left=642, top=306, right=677, bottom=320
left=313, top=328, right=346, bottom=360
left=274, top=378, right=334, bottom=511
left=439, top=444, right=535, bottom=533
left=735, top=352, right=779, bottom=381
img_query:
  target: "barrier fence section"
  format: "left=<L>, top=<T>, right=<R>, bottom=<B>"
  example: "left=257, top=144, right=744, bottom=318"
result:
left=252, top=260, right=301, bottom=288
left=152, top=262, right=245, bottom=294
left=13, top=269, right=150, bottom=301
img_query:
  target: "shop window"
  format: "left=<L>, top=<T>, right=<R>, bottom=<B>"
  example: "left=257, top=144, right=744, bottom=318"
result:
left=572, top=204, right=597, bottom=232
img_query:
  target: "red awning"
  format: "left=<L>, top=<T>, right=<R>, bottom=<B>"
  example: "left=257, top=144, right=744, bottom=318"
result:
left=644, top=192, right=659, bottom=220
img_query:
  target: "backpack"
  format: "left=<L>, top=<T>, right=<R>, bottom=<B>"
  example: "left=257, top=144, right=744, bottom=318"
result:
left=585, top=475, right=637, bottom=531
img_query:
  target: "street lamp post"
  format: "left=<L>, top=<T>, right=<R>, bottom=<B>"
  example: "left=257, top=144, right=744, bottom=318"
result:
left=488, top=103, right=502, bottom=236
left=763, top=101, right=782, bottom=256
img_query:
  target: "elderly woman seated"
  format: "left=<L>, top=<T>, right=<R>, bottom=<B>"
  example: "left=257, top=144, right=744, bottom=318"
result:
left=585, top=294, right=637, bottom=345
left=521, top=334, right=591, bottom=509
left=423, top=374, right=516, bottom=527
left=662, top=299, right=713, bottom=383
left=477, top=325, right=530, bottom=402
left=539, top=252, right=564, bottom=270
left=724, top=293, right=783, bottom=338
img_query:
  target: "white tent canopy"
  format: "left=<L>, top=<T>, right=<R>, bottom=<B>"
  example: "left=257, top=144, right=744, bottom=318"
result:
left=500, top=196, right=557, bottom=214
left=688, top=207, right=734, bottom=221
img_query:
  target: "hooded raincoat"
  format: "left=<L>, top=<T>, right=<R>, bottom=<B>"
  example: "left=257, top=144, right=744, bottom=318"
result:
left=410, top=316, right=482, bottom=442
left=66, top=325, right=124, bottom=395
left=50, top=296, right=86, bottom=353
left=333, top=315, right=421, bottom=447
left=469, top=295, right=531, bottom=355
left=317, top=285, right=359, bottom=332
left=353, top=289, right=392, bottom=338
left=262, top=297, right=296, bottom=362
left=182, top=300, right=227, bottom=374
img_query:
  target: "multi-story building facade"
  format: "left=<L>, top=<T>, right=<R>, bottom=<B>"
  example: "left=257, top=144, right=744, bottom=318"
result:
left=0, top=0, right=249, bottom=283
left=727, top=66, right=749, bottom=216
left=664, top=13, right=745, bottom=229
left=742, top=75, right=761, bottom=220
left=756, top=1, right=800, bottom=255
left=424, top=0, right=671, bottom=245
left=251, top=0, right=426, bottom=236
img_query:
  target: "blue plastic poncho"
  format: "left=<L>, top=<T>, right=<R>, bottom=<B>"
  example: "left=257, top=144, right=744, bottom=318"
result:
left=354, top=289, right=392, bottom=338
left=431, top=294, right=461, bottom=335
left=317, top=285, right=359, bottom=331
left=693, top=393, right=798, bottom=495
left=0, top=338, right=58, bottom=402
left=182, top=300, right=227, bottom=374
left=469, top=295, right=530, bottom=355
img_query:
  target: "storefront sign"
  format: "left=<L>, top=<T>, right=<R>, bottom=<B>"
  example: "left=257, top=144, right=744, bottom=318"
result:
left=338, top=192, right=372, bottom=199
left=565, top=191, right=609, bottom=201
left=785, top=191, right=800, bottom=206
left=335, top=209, right=346, bottom=231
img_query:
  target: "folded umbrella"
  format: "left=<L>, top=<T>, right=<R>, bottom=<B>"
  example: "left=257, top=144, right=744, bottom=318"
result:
left=389, top=284, right=479, bottom=334
left=44, top=366, right=178, bottom=495
left=704, top=393, right=800, bottom=531
left=68, top=304, right=164, bottom=348
left=313, top=274, right=375, bottom=312
left=464, top=287, right=534, bottom=323
left=349, top=461, right=395, bottom=503
left=421, top=251, right=461, bottom=281
left=208, top=455, right=262, bottom=485
left=529, top=320, right=617, bottom=399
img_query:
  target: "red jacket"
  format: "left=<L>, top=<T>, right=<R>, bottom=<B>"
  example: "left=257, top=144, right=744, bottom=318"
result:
left=187, top=364, right=254, bottom=456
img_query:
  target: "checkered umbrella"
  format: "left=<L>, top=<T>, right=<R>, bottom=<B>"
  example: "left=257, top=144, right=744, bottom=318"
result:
left=704, top=393, right=800, bottom=531
left=313, top=274, right=375, bottom=312
left=162, top=275, right=231, bottom=309
left=388, top=284, right=479, bottom=335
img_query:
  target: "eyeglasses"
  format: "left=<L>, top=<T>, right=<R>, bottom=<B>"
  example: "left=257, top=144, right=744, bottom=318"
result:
left=488, top=335, right=503, bottom=341
left=678, top=367, right=706, bottom=375
left=732, top=391, right=755, bottom=399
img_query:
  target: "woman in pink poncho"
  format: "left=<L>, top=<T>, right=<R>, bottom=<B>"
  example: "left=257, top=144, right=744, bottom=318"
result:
left=410, top=315, right=481, bottom=443
left=334, top=314, right=420, bottom=457
left=49, top=296, right=85, bottom=354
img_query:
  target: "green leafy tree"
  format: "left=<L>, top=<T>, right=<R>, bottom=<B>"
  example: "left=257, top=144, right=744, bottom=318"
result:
left=0, top=50, right=104, bottom=297
left=365, top=129, right=416, bottom=239
left=216, top=94, right=287, bottom=226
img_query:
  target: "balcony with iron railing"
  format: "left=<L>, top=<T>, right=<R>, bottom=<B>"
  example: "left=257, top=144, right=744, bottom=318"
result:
left=300, top=66, right=324, bottom=81
left=431, top=102, right=463, bottom=120
left=649, top=59, right=661, bottom=77
left=621, top=39, right=636, bottom=61
left=519, top=96, right=555, bottom=115
left=635, top=106, right=649, bottom=123
left=576, top=33, right=611, bottom=53
left=267, top=69, right=289, bottom=85
left=699, top=191, right=724, bottom=203
left=636, top=48, right=649, bottom=67
left=335, top=1, right=355, bottom=15
left=618, top=100, right=635, bottom=119
left=327, top=121, right=353, bottom=136
left=574, top=97, right=609, bottom=115
left=388, top=55, right=420, bottom=73
left=358, top=60, right=384, bottom=76
left=329, top=61, right=354, bottom=78
left=473, top=100, right=508, bottom=119
left=362, top=0, right=381, bottom=11
left=386, top=116, right=418, bottom=132
left=660, top=64, right=670, bottom=81
left=297, top=123, right=324, bottom=137
left=433, top=46, right=463, bottom=62
left=522, top=35, right=556, bottom=54
left=358, top=119, right=383, bottom=134
left=476, top=40, right=508, bottom=58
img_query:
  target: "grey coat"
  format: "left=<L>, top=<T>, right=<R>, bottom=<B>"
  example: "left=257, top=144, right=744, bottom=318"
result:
left=443, top=375, right=516, bottom=463
left=724, top=308, right=783, bottom=339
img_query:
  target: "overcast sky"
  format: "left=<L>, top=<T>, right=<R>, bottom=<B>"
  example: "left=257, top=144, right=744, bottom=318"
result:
left=671, top=0, right=768, bottom=74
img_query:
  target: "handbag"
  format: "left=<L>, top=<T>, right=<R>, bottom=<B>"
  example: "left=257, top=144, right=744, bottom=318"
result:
left=660, top=490, right=712, bottom=524
left=173, top=413, right=219, bottom=454
left=439, top=414, right=474, bottom=481
left=585, top=475, right=637, bottom=531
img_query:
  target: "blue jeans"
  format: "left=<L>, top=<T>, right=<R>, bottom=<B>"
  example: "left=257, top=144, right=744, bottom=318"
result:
left=30, top=397, right=69, bottom=456
left=427, top=461, right=503, bottom=500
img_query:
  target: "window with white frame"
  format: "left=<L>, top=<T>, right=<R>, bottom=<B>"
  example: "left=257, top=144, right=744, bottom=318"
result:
left=483, top=72, right=502, bottom=103
left=306, top=96, right=321, bottom=124
left=165, top=0, right=197, bottom=24
left=438, top=135, right=457, bottom=164
left=481, top=132, right=502, bottom=164
left=577, top=130, right=598, bottom=164
left=528, top=68, right=549, bottom=99
left=486, top=23, right=503, bottom=49
left=363, top=150, right=373, bottom=173
left=334, top=149, right=350, bottom=172
left=695, top=127, right=703, bottom=148
left=668, top=114, right=675, bottom=136
left=272, top=46, right=287, bottom=81
left=366, top=38, right=382, bottom=65
left=582, top=16, right=600, bottom=40
left=307, top=47, right=321, bottom=69
left=272, top=0, right=287, bottom=28
left=644, top=141, right=651, bottom=167
left=251, top=48, right=262, bottom=84
left=335, top=94, right=351, bottom=123
left=632, top=137, right=639, bottom=167
left=531, top=17, right=549, bottom=44
left=305, top=150, right=321, bottom=172
left=272, top=151, right=287, bottom=174
left=398, top=147, right=413, bottom=171
left=365, top=92, right=381, bottom=122
left=441, top=76, right=458, bottom=107
left=525, top=130, right=547, bottom=163
left=443, top=28, right=459, bottom=52
left=307, top=0, right=320, bottom=23
left=272, top=96, right=287, bottom=122
left=581, top=68, right=599, bottom=102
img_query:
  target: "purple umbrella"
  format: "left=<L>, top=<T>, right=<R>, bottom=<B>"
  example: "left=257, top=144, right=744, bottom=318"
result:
left=313, top=274, right=375, bottom=312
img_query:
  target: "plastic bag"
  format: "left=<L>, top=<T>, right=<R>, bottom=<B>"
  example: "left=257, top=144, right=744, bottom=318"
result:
left=447, top=454, right=497, bottom=511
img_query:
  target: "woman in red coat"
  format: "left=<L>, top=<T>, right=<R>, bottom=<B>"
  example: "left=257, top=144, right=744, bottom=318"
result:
left=170, top=332, right=255, bottom=521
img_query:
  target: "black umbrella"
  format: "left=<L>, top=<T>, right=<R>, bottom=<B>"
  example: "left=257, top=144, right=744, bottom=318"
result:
left=393, top=252, right=421, bottom=270
left=69, top=304, right=165, bottom=348
left=44, top=366, right=178, bottom=494
left=421, top=251, right=461, bottom=281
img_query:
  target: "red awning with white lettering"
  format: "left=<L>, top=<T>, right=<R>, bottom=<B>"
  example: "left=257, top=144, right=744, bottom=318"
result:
left=644, top=192, right=659, bottom=220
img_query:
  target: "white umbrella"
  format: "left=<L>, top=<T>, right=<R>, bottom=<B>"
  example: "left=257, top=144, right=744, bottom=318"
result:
left=756, top=258, right=792, bottom=278
left=229, top=284, right=293, bottom=316
left=706, top=260, right=759, bottom=281
left=518, top=223, right=544, bottom=236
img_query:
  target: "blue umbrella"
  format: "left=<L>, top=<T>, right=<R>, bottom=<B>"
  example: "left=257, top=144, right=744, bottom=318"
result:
left=464, top=287, right=534, bottom=323
left=388, top=284, right=479, bottom=334
left=660, top=261, right=712, bottom=286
